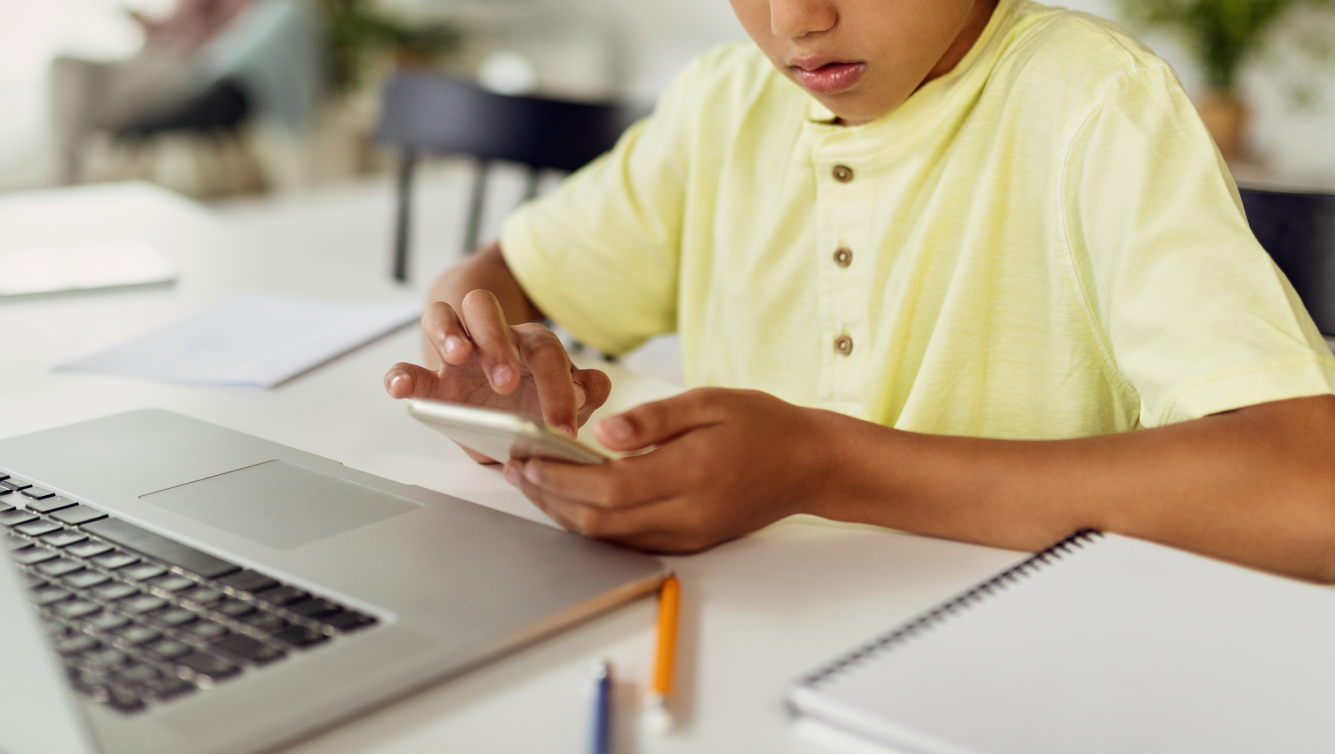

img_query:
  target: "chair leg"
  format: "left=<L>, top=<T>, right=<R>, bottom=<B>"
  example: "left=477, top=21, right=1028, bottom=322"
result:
left=464, top=158, right=489, bottom=254
left=393, top=149, right=417, bottom=283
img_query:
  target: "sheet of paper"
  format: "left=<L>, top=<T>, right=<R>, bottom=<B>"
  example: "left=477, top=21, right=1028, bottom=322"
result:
left=0, top=241, right=176, bottom=298
left=58, top=293, right=420, bottom=389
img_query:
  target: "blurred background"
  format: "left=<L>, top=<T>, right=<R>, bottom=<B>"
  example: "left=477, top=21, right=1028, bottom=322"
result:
left=0, top=0, right=1332, bottom=201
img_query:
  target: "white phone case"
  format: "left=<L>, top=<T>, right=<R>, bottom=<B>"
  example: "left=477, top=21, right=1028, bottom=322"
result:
left=407, top=399, right=608, bottom=464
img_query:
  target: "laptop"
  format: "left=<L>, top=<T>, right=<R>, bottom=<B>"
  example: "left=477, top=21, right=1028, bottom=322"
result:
left=0, top=409, right=666, bottom=754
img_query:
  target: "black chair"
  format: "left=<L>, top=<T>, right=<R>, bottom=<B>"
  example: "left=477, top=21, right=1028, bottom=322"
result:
left=1240, top=187, right=1335, bottom=335
left=115, top=80, right=251, bottom=140
left=376, top=71, right=644, bottom=282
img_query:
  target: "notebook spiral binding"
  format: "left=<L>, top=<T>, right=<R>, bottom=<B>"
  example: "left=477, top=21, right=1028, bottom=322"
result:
left=799, top=529, right=1104, bottom=688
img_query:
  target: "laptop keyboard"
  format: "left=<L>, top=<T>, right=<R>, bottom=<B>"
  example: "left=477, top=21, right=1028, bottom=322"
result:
left=1, top=471, right=377, bottom=714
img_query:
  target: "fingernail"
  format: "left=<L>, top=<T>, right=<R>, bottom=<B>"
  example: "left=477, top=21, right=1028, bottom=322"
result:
left=492, top=364, right=514, bottom=386
left=444, top=336, right=465, bottom=356
left=504, top=463, right=521, bottom=486
left=388, top=374, right=404, bottom=392
left=525, top=463, right=541, bottom=483
left=602, top=416, right=632, bottom=441
left=573, top=382, right=587, bottom=408
left=560, top=423, right=577, bottom=438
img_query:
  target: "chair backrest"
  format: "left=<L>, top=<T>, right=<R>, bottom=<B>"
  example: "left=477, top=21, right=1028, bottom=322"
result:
left=1240, top=187, right=1335, bottom=335
left=377, top=72, right=639, bottom=171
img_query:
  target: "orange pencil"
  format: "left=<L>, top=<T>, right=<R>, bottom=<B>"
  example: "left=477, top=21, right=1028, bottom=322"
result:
left=644, top=574, right=679, bottom=734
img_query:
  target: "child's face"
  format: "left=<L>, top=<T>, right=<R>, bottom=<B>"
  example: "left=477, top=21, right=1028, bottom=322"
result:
left=729, top=0, right=994, bottom=125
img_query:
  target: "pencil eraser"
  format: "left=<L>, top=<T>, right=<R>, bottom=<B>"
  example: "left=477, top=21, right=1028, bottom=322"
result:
left=642, top=701, right=673, bottom=736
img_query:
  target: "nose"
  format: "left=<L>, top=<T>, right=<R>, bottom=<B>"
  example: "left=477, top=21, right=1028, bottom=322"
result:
left=770, top=0, right=837, bottom=38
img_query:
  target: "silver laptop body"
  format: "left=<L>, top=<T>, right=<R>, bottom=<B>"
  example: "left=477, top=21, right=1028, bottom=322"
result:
left=0, top=409, right=666, bottom=754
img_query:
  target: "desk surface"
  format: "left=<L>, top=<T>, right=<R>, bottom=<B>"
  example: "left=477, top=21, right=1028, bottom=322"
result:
left=0, top=182, right=1025, bottom=753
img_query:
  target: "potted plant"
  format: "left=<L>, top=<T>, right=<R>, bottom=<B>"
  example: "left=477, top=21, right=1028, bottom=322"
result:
left=1117, top=0, right=1335, bottom=161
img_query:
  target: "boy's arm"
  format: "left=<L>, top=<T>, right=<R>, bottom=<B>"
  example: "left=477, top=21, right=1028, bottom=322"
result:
left=505, top=389, right=1335, bottom=582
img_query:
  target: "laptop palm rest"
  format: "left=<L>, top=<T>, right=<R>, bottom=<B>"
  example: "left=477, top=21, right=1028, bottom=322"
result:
left=140, top=460, right=421, bottom=550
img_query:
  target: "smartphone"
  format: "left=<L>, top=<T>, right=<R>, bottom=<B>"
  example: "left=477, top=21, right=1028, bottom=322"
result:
left=407, top=399, right=609, bottom=464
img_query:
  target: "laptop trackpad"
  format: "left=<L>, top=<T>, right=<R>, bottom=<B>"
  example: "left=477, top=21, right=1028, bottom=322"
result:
left=141, top=460, right=422, bottom=550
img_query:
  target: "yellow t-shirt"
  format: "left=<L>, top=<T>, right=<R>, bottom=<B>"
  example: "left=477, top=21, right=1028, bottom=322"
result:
left=501, top=0, right=1335, bottom=439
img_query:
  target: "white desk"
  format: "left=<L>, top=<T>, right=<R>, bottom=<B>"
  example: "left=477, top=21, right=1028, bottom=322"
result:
left=0, top=182, right=1025, bottom=753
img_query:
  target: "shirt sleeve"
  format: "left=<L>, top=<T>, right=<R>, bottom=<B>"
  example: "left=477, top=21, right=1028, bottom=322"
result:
left=499, top=57, right=703, bottom=356
left=1062, top=64, right=1335, bottom=427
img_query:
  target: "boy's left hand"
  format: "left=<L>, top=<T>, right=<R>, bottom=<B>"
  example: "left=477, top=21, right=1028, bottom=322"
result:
left=503, top=387, right=827, bottom=552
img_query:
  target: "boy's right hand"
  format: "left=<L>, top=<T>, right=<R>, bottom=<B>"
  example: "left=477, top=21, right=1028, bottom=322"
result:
left=383, top=289, right=612, bottom=463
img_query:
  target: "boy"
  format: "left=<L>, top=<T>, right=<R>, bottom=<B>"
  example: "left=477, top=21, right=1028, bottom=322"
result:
left=384, top=0, right=1335, bottom=581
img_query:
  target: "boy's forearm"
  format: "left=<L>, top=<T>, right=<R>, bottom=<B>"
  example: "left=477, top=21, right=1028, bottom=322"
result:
left=424, top=241, right=543, bottom=367
left=806, top=394, right=1335, bottom=581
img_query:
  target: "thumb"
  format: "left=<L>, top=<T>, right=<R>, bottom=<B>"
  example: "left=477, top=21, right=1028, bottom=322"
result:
left=593, top=388, right=725, bottom=451
left=384, top=362, right=442, bottom=400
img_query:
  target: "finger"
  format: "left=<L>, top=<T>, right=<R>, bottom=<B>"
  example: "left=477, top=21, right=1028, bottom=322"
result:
left=506, top=462, right=676, bottom=540
left=594, top=387, right=730, bottom=451
left=384, top=362, right=441, bottom=400
left=518, top=452, right=683, bottom=510
left=420, top=302, right=473, bottom=366
left=460, top=290, right=522, bottom=393
left=572, top=368, right=613, bottom=425
left=513, top=324, right=581, bottom=434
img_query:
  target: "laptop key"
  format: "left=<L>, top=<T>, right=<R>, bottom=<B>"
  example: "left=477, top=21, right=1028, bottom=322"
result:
left=53, top=600, right=102, bottom=619
left=114, top=625, right=162, bottom=646
left=216, top=569, right=278, bottom=593
left=288, top=597, right=341, bottom=619
left=103, top=685, right=146, bottom=713
left=0, top=509, right=38, bottom=526
left=241, top=611, right=288, bottom=633
left=214, top=598, right=255, bottom=618
left=36, top=558, right=84, bottom=577
left=215, top=633, right=286, bottom=664
left=145, top=675, right=195, bottom=701
left=176, top=652, right=241, bottom=682
left=41, top=529, right=88, bottom=548
left=50, top=504, right=108, bottom=525
left=270, top=624, right=328, bottom=648
left=149, top=574, right=196, bottom=592
left=92, top=582, right=139, bottom=601
left=12, top=546, right=58, bottom=565
left=65, top=540, right=114, bottom=558
left=120, top=562, right=167, bottom=581
left=146, top=638, right=192, bottom=661
left=82, top=648, right=131, bottom=670
left=5, top=532, right=30, bottom=550
left=255, top=585, right=308, bottom=606
left=82, top=518, right=240, bottom=579
left=21, top=487, right=56, bottom=501
left=56, top=635, right=100, bottom=655
left=33, top=586, right=72, bottom=605
left=180, top=587, right=223, bottom=605
left=84, top=612, right=131, bottom=632
left=93, top=551, right=139, bottom=570
left=26, top=495, right=76, bottom=513
left=2, top=478, right=31, bottom=491
left=14, top=520, right=61, bottom=537
left=323, top=611, right=377, bottom=632
left=116, top=662, right=161, bottom=684
left=184, top=621, right=229, bottom=641
left=62, top=570, right=111, bottom=589
left=154, top=608, right=198, bottom=627
left=119, top=594, right=167, bottom=614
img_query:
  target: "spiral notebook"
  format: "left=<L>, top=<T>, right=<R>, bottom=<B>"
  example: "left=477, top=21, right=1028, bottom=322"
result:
left=786, top=532, right=1335, bottom=754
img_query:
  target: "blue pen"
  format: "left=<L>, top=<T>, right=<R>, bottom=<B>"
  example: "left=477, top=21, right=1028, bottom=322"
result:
left=590, top=661, right=613, bottom=754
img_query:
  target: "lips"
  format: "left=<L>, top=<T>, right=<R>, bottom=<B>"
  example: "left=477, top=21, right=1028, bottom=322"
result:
left=790, top=61, right=866, bottom=95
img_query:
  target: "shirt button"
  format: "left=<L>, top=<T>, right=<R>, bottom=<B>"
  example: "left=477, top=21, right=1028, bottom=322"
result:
left=832, top=165, right=854, bottom=183
left=834, top=334, right=854, bottom=356
left=833, top=247, right=853, bottom=268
